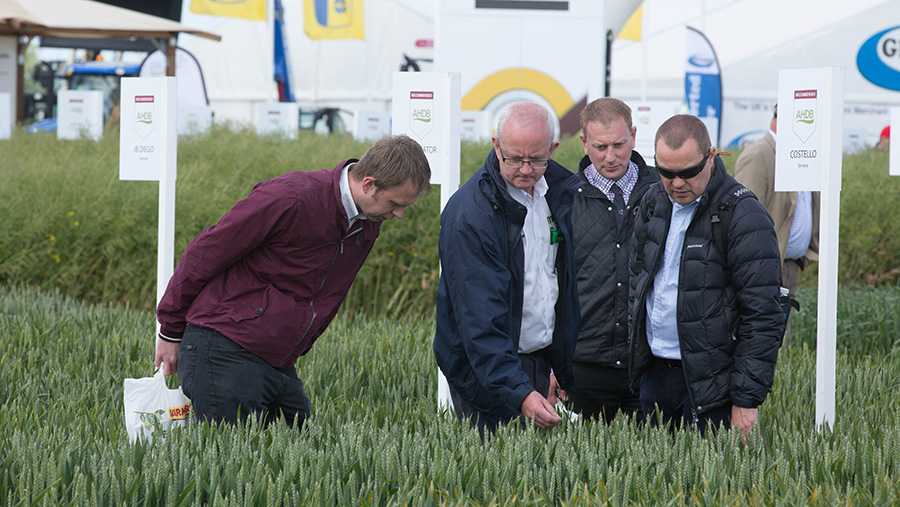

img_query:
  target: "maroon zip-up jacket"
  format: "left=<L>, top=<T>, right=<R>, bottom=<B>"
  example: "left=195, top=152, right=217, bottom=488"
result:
left=157, top=160, right=380, bottom=369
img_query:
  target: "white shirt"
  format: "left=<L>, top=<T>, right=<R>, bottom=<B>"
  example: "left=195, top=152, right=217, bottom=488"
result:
left=505, top=177, right=558, bottom=354
left=339, top=163, right=366, bottom=227
left=785, top=191, right=813, bottom=260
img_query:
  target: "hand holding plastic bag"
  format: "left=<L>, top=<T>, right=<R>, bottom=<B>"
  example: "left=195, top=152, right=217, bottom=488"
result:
left=123, top=364, right=191, bottom=442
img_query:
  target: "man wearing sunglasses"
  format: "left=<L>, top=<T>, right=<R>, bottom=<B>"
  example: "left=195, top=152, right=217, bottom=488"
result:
left=567, top=98, right=659, bottom=424
left=434, top=102, right=580, bottom=437
left=628, top=114, right=783, bottom=438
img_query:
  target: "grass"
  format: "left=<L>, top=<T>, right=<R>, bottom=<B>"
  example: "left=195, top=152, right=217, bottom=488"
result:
left=2, top=284, right=900, bottom=505
left=2, top=124, right=900, bottom=503
left=4, top=126, right=896, bottom=320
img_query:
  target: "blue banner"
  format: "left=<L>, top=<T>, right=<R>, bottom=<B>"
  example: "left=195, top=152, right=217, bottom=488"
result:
left=684, top=27, right=722, bottom=146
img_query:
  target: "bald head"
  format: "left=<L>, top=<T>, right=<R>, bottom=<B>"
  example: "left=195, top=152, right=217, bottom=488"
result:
left=496, top=102, right=556, bottom=150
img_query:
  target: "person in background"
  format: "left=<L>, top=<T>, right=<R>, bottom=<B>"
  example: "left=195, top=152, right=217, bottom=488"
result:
left=733, top=105, right=819, bottom=348
left=877, top=125, right=890, bottom=150
left=433, top=102, right=580, bottom=438
left=155, top=135, right=431, bottom=426
left=629, top=114, right=783, bottom=438
left=567, top=98, right=659, bottom=423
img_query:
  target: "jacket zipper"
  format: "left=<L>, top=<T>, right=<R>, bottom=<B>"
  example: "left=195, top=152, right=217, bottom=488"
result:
left=278, top=225, right=364, bottom=368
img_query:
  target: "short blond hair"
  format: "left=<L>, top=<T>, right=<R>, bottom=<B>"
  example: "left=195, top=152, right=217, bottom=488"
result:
left=580, top=97, right=633, bottom=131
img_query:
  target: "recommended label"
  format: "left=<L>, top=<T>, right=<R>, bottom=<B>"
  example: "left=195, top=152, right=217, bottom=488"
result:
left=120, top=77, right=176, bottom=181
left=792, top=89, right=817, bottom=143
left=256, top=102, right=298, bottom=138
left=409, top=91, right=434, bottom=140
left=58, top=90, right=103, bottom=141
left=392, top=72, right=461, bottom=187
left=775, top=68, right=842, bottom=192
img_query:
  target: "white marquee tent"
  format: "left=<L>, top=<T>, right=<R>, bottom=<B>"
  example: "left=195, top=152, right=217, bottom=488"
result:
left=610, top=0, right=900, bottom=147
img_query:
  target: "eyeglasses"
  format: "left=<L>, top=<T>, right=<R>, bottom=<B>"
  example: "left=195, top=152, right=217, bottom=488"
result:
left=654, top=153, right=709, bottom=180
left=498, top=146, right=549, bottom=169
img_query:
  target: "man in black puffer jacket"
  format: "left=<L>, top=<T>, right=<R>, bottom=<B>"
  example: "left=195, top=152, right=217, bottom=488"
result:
left=629, top=114, right=783, bottom=438
left=568, top=98, right=659, bottom=423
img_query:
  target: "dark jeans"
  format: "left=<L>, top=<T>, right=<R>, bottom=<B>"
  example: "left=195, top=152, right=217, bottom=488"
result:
left=449, top=349, right=552, bottom=439
left=178, top=325, right=311, bottom=427
left=570, top=361, right=642, bottom=423
left=639, top=355, right=730, bottom=434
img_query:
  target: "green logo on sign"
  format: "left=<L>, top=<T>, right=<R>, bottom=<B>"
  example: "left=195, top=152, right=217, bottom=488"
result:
left=795, top=109, right=814, bottom=125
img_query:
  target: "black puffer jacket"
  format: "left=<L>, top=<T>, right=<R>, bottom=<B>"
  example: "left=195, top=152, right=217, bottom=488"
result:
left=628, top=156, right=783, bottom=414
left=571, top=151, right=659, bottom=368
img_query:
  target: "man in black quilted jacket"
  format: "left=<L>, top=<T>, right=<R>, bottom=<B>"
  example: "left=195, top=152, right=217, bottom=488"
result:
left=567, top=98, right=659, bottom=423
left=628, top=114, right=783, bottom=438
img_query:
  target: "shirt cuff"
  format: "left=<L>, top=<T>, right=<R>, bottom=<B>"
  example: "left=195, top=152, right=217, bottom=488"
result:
left=158, top=332, right=182, bottom=343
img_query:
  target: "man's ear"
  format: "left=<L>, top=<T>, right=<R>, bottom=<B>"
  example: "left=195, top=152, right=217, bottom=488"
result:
left=361, top=176, right=377, bottom=194
left=549, top=141, right=560, bottom=157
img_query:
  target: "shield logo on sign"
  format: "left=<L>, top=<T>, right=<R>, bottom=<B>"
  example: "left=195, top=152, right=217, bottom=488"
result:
left=792, top=89, right=817, bottom=143
left=409, top=91, right=434, bottom=140
left=134, top=95, right=155, bottom=140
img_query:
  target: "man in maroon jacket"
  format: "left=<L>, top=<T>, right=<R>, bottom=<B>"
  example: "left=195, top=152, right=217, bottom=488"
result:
left=155, top=135, right=430, bottom=426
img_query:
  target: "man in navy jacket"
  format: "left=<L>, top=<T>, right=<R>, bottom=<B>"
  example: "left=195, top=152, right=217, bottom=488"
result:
left=434, top=102, right=580, bottom=436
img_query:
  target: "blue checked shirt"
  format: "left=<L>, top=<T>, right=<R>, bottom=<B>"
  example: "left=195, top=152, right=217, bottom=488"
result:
left=584, top=161, right=638, bottom=204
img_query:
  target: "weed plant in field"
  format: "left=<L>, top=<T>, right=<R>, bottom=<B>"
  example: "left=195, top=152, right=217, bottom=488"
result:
left=3, top=285, right=900, bottom=505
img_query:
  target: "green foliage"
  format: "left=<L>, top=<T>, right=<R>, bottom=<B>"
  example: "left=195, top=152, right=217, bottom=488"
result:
left=835, top=148, right=900, bottom=286
left=789, top=286, right=900, bottom=355
left=1, top=128, right=897, bottom=321
left=3, top=284, right=900, bottom=505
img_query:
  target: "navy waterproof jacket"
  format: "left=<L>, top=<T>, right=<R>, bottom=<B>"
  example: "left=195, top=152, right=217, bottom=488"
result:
left=433, top=149, right=581, bottom=421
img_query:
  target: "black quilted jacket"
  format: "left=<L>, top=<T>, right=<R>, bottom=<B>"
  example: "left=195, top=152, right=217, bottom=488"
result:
left=571, top=151, right=659, bottom=368
left=628, top=156, right=784, bottom=414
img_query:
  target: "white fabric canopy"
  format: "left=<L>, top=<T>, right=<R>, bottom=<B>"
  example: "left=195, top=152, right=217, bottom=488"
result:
left=0, top=0, right=219, bottom=40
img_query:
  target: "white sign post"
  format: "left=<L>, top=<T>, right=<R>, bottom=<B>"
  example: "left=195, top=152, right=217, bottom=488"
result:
left=257, top=102, right=299, bottom=139
left=178, top=105, right=214, bottom=136
left=119, top=77, right=178, bottom=347
left=0, top=37, right=17, bottom=124
left=392, top=71, right=461, bottom=410
left=775, top=67, right=844, bottom=431
left=628, top=101, right=682, bottom=160
left=57, top=90, right=104, bottom=141
left=0, top=92, right=10, bottom=140
left=353, top=110, right=392, bottom=142
left=890, top=107, right=899, bottom=176
left=460, top=110, right=492, bottom=142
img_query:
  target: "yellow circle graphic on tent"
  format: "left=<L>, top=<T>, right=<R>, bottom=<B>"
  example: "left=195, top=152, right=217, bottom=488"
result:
left=461, top=68, right=575, bottom=118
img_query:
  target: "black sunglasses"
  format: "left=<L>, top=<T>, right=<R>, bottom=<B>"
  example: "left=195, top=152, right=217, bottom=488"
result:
left=654, top=153, right=710, bottom=180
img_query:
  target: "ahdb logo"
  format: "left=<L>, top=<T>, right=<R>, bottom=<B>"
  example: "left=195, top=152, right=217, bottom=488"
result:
left=314, top=0, right=352, bottom=29
left=857, top=25, right=900, bottom=91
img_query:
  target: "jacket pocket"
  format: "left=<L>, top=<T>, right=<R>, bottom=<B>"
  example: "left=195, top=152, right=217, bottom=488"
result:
left=229, top=285, right=302, bottom=324
left=230, top=287, right=270, bottom=323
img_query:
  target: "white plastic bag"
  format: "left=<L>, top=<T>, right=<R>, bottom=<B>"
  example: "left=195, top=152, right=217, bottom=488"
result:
left=123, top=365, right=192, bottom=442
